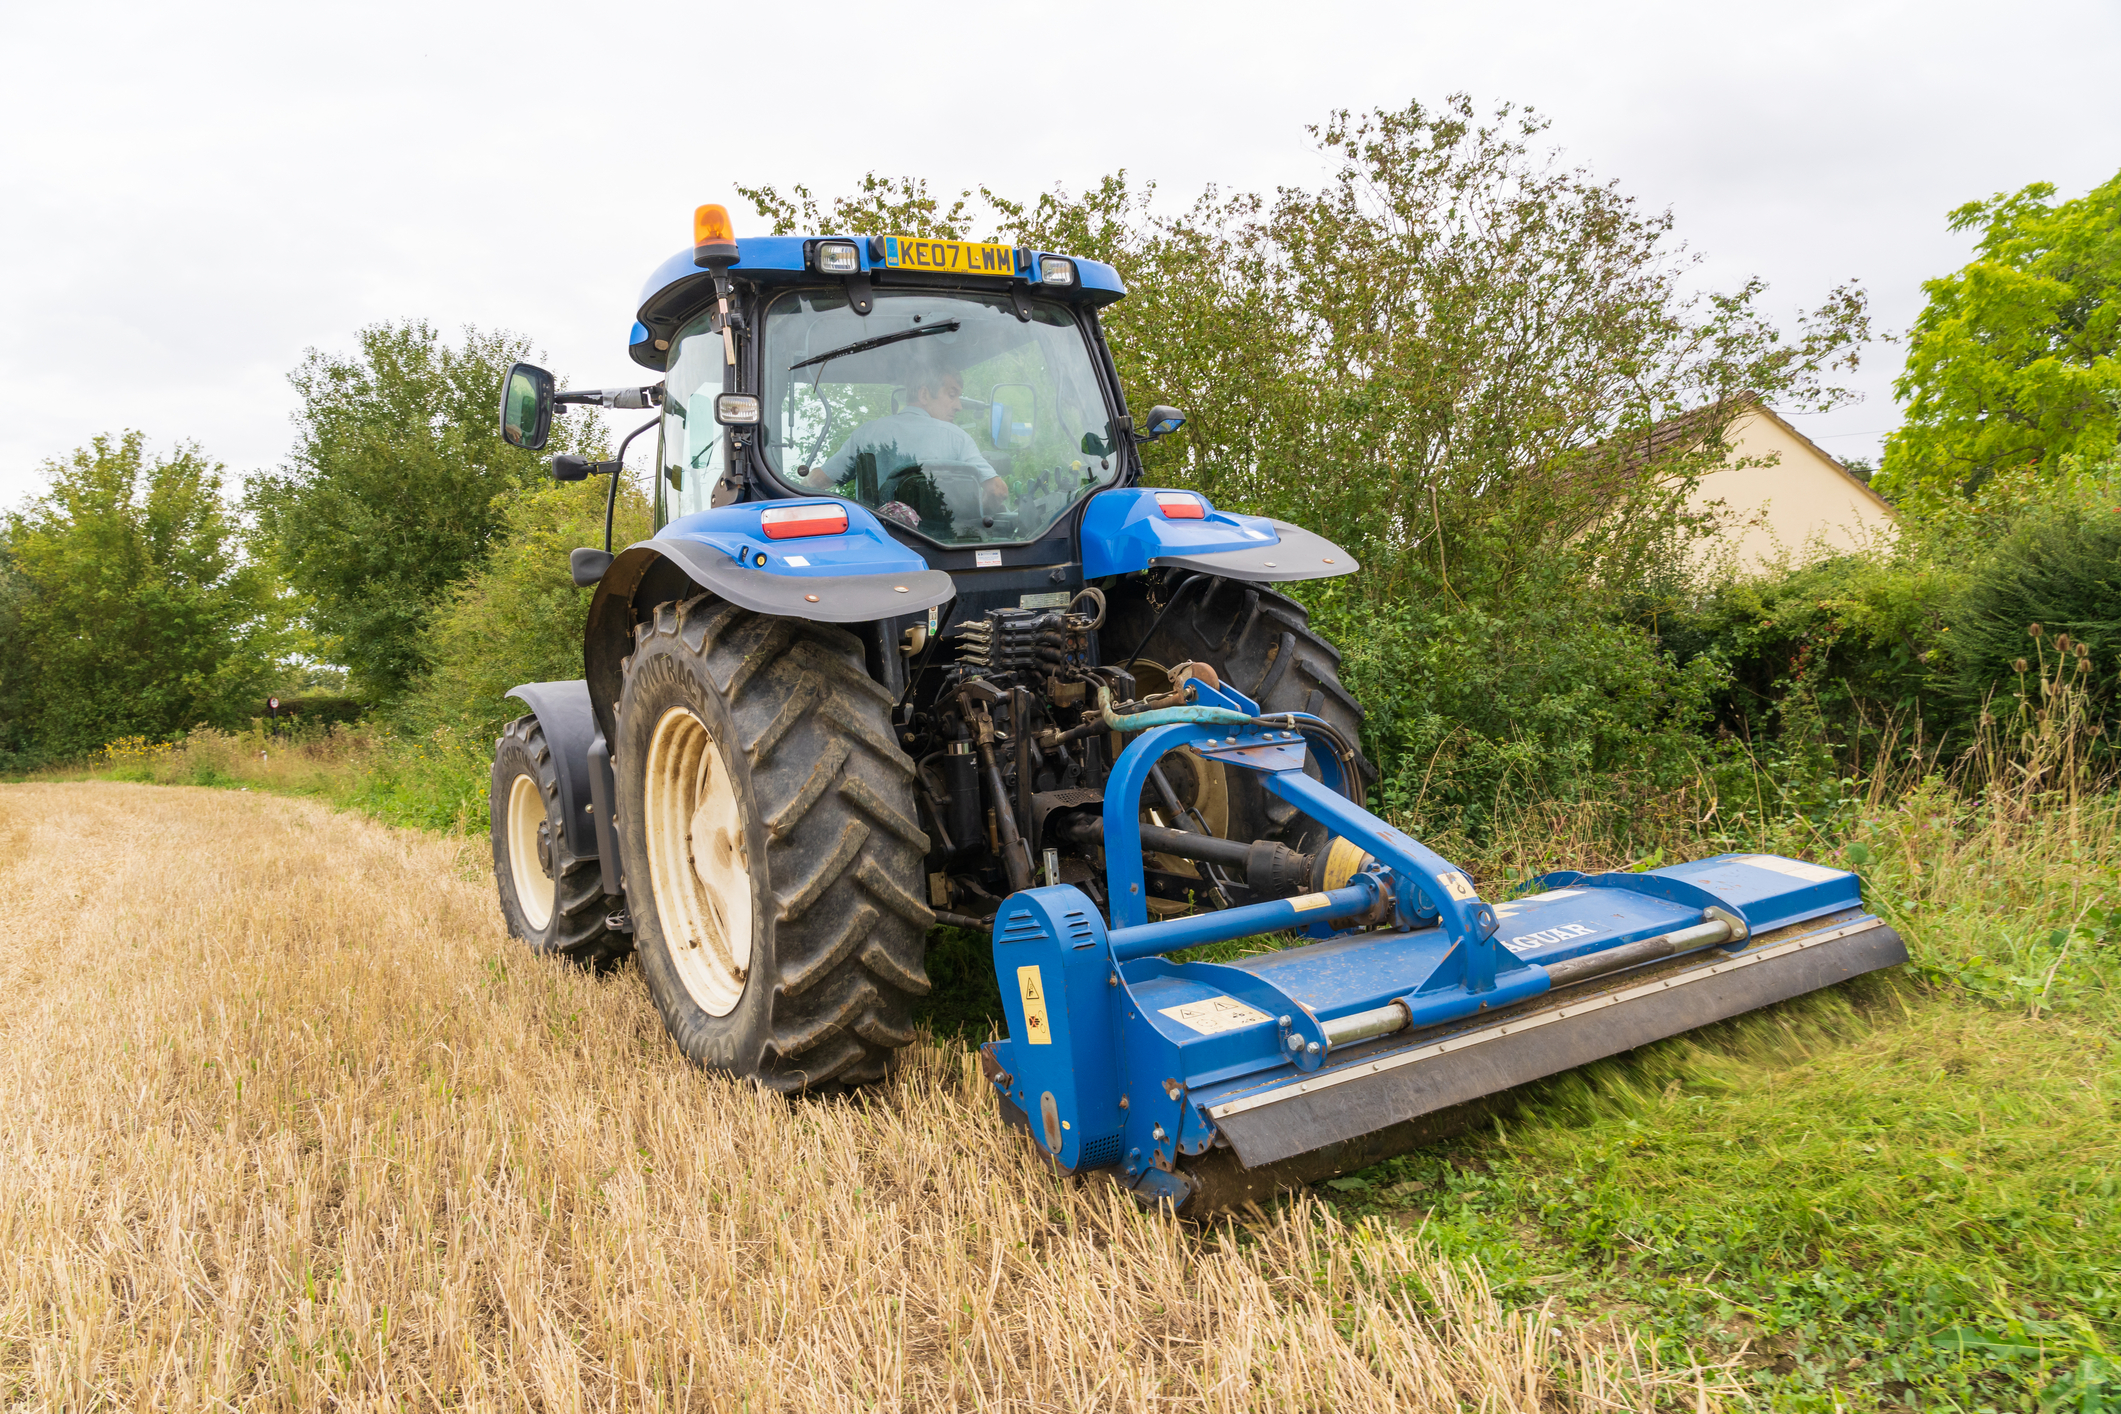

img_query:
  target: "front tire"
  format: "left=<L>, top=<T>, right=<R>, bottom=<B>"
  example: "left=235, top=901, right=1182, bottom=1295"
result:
left=614, top=595, right=935, bottom=1092
left=491, top=715, right=631, bottom=966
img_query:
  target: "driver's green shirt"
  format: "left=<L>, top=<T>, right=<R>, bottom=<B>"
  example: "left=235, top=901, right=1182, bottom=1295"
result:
left=818, top=408, right=997, bottom=483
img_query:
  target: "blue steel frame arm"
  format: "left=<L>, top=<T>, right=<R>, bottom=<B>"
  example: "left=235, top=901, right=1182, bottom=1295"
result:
left=1259, top=770, right=1513, bottom=993
left=1103, top=720, right=1252, bottom=930
left=1098, top=675, right=1516, bottom=993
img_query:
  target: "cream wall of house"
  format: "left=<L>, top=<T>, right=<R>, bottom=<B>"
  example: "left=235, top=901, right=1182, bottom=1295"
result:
left=1685, top=410, right=1896, bottom=572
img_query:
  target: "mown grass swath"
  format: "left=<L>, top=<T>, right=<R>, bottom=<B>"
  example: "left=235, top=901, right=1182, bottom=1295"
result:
left=0, top=782, right=1728, bottom=1410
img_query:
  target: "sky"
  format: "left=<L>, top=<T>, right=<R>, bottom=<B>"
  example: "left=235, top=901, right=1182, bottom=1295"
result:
left=3, top=0, right=2117, bottom=512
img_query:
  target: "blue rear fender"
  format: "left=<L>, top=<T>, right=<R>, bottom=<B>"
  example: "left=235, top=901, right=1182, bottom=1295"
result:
left=1080, top=488, right=1358, bottom=583
left=620, top=499, right=954, bottom=623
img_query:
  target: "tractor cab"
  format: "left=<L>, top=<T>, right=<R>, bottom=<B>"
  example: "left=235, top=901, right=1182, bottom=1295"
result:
left=625, top=224, right=1148, bottom=557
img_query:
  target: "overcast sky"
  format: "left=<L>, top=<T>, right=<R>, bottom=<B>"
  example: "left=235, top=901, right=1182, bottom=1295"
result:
left=3, top=0, right=2117, bottom=512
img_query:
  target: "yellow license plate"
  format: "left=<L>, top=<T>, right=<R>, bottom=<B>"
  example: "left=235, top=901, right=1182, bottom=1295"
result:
left=881, top=235, right=1018, bottom=277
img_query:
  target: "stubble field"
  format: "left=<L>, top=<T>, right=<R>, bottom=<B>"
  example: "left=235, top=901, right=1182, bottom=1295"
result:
left=0, top=782, right=1719, bottom=1411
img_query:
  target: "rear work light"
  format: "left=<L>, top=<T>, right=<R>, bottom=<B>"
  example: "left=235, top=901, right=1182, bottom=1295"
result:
left=760, top=503, right=850, bottom=539
left=816, top=241, right=859, bottom=273
left=1038, top=256, right=1075, bottom=285
left=715, top=393, right=761, bottom=424
left=1154, top=491, right=1206, bottom=519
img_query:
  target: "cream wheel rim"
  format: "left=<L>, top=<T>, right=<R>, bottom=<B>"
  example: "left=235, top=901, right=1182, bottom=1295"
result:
left=506, top=772, right=556, bottom=931
left=643, top=705, right=753, bottom=1017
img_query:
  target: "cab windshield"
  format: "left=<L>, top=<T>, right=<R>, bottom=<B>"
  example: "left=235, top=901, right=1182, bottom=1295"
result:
left=759, top=288, right=1123, bottom=544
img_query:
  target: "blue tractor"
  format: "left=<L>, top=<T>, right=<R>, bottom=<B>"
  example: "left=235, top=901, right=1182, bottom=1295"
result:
left=492, top=205, right=1904, bottom=1212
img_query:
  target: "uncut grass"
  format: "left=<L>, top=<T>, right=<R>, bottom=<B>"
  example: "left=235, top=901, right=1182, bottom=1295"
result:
left=0, top=783, right=1724, bottom=1411
left=23, top=721, right=494, bottom=835
left=1323, top=741, right=2121, bottom=1409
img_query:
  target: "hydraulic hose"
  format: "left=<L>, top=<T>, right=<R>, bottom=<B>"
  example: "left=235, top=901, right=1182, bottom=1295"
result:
left=1119, top=572, right=1206, bottom=667
left=1093, top=685, right=1365, bottom=806
left=1096, top=684, right=1254, bottom=732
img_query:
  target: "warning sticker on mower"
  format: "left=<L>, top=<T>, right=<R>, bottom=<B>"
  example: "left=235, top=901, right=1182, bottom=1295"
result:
left=1017, top=965, right=1053, bottom=1045
left=1159, top=995, right=1272, bottom=1036
left=1438, top=871, right=1478, bottom=902
left=1736, top=855, right=1845, bottom=884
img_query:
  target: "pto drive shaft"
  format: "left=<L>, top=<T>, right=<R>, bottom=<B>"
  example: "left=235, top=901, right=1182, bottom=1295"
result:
left=1053, top=815, right=1313, bottom=897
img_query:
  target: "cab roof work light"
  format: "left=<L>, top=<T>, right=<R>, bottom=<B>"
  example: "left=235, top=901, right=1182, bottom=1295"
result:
left=815, top=241, right=860, bottom=273
left=1038, top=256, right=1075, bottom=285
left=760, top=503, right=850, bottom=539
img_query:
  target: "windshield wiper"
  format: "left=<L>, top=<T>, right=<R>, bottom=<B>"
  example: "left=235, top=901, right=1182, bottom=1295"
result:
left=789, top=319, right=960, bottom=372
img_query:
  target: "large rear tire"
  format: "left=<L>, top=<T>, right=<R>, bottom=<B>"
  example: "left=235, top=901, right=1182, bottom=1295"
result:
left=490, top=715, right=631, bottom=966
left=1106, top=574, right=1373, bottom=851
left=613, top=594, right=935, bottom=1092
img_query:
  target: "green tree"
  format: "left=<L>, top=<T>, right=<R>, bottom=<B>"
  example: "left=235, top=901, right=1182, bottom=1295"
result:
left=399, top=476, right=652, bottom=741
left=1879, top=171, right=2121, bottom=505
left=0, top=433, right=282, bottom=760
left=748, top=97, right=1869, bottom=607
left=741, top=99, right=1872, bottom=829
left=247, top=321, right=595, bottom=703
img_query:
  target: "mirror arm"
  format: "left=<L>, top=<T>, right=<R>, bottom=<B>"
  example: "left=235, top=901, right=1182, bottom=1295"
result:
left=557, top=384, right=664, bottom=411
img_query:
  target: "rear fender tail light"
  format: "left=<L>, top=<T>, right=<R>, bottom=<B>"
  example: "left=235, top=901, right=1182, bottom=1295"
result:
left=760, top=503, right=850, bottom=539
left=1154, top=491, right=1207, bottom=519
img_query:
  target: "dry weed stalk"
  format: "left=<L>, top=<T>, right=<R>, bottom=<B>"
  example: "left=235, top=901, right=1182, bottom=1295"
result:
left=0, top=783, right=1728, bottom=1411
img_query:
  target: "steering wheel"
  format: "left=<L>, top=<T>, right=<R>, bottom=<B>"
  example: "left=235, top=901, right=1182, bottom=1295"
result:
left=879, top=461, right=1009, bottom=539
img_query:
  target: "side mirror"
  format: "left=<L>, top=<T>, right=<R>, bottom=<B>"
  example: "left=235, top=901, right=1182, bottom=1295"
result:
left=552, top=453, right=592, bottom=482
left=500, top=363, right=556, bottom=450
left=1142, top=405, right=1187, bottom=440
left=989, top=384, right=1036, bottom=450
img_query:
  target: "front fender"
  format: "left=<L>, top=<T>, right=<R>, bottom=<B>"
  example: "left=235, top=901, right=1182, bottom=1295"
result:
left=649, top=499, right=953, bottom=620
left=503, top=680, right=603, bottom=861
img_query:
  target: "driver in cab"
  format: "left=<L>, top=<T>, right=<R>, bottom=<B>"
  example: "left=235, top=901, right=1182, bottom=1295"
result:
left=794, top=367, right=1010, bottom=514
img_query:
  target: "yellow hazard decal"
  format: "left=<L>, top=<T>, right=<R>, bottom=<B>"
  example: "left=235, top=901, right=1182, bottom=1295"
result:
left=1288, top=892, right=1331, bottom=911
left=1016, top=965, right=1053, bottom=1045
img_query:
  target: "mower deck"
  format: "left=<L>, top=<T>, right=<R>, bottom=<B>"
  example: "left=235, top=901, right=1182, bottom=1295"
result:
left=987, top=906, right=1904, bottom=1214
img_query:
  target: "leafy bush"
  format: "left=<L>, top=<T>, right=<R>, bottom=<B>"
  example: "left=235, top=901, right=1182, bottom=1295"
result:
left=1653, top=549, right=1965, bottom=766
left=1301, top=560, right=1725, bottom=844
left=1949, top=493, right=2121, bottom=726
left=395, top=476, right=652, bottom=745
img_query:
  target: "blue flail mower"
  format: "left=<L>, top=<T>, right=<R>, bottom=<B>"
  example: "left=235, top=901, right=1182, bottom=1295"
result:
left=980, top=672, right=1906, bottom=1214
